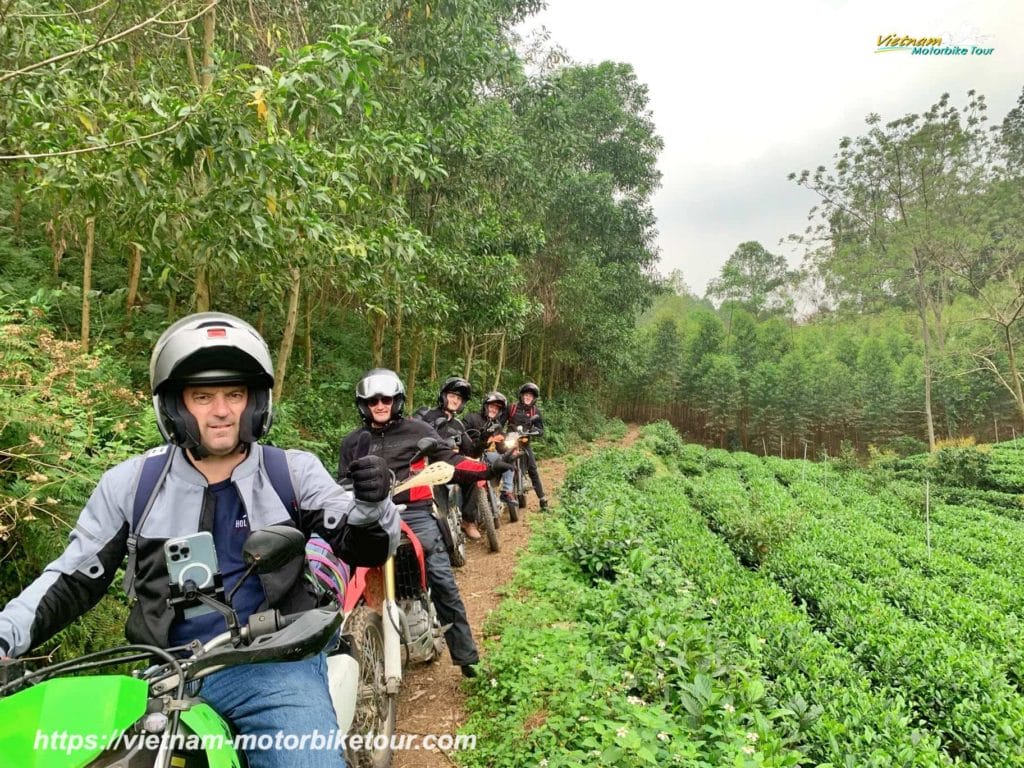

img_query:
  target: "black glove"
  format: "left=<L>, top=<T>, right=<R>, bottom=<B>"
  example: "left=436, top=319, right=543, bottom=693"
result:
left=348, top=455, right=392, bottom=503
left=487, top=460, right=515, bottom=480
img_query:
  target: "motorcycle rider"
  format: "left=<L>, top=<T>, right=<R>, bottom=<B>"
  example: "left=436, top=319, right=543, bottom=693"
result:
left=418, top=377, right=481, bottom=540
left=463, top=390, right=517, bottom=510
left=0, top=312, right=400, bottom=768
left=337, top=369, right=512, bottom=678
left=508, top=382, right=548, bottom=510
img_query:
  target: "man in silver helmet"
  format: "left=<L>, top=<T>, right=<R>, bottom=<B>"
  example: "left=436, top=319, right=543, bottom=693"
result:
left=338, top=369, right=513, bottom=678
left=0, top=312, right=399, bottom=767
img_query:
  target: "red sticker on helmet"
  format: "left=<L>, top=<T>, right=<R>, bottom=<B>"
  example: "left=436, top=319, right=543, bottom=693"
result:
left=206, top=328, right=227, bottom=338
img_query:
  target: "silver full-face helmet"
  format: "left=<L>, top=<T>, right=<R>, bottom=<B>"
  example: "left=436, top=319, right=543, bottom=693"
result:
left=150, top=312, right=274, bottom=455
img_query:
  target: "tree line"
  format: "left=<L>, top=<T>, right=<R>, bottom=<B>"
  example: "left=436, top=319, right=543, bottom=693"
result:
left=616, top=89, right=1024, bottom=457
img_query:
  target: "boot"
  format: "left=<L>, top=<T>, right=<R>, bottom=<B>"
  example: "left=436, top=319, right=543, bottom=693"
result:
left=539, top=497, right=549, bottom=511
left=461, top=520, right=481, bottom=540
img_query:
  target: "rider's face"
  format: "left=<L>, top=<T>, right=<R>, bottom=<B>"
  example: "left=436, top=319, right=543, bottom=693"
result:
left=521, top=392, right=535, bottom=405
left=444, top=392, right=464, bottom=412
left=364, top=395, right=395, bottom=425
left=486, top=403, right=500, bottom=419
left=183, top=385, right=248, bottom=455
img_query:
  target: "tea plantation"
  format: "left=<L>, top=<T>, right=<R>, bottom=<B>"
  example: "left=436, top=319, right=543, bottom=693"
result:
left=461, top=423, right=1024, bottom=767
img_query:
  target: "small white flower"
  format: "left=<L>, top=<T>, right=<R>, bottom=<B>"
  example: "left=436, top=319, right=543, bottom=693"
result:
left=616, top=726, right=629, bottom=739
left=723, top=703, right=735, bottom=714
left=742, top=745, right=756, bottom=755
left=656, top=639, right=667, bottom=650
left=657, top=731, right=670, bottom=742
left=490, top=678, right=498, bottom=687
left=578, top=715, right=589, bottom=722
left=626, top=695, right=645, bottom=706
left=656, top=671, right=666, bottom=681
left=746, top=732, right=759, bottom=742
left=539, top=760, right=549, bottom=767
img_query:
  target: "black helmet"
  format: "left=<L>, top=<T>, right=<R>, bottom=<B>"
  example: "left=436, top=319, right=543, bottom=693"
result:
left=480, top=390, right=507, bottom=418
left=355, top=368, right=405, bottom=425
left=149, top=312, right=274, bottom=456
left=519, top=382, right=540, bottom=400
left=437, top=376, right=471, bottom=413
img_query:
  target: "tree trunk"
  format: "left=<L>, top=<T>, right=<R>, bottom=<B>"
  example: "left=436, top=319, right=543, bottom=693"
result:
left=200, top=6, right=216, bottom=91
left=81, top=217, right=95, bottom=353
left=535, top=332, right=546, bottom=386
left=273, top=267, right=302, bottom=402
left=463, top=332, right=475, bottom=381
left=194, top=263, right=211, bottom=312
left=303, top=287, right=313, bottom=385
left=915, top=262, right=937, bottom=450
left=406, top=330, right=423, bottom=413
left=126, top=242, right=142, bottom=313
left=46, top=217, right=67, bottom=277
left=392, top=289, right=402, bottom=375
left=430, top=337, right=438, bottom=381
left=1004, top=324, right=1024, bottom=426
left=493, top=332, right=506, bottom=391
left=371, top=314, right=386, bottom=367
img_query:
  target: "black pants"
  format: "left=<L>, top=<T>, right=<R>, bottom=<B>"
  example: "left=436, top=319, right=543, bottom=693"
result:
left=403, top=512, right=479, bottom=666
left=522, top=445, right=545, bottom=500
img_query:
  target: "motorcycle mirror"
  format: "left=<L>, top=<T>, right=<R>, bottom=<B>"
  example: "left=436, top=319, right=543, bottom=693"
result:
left=243, top=526, right=306, bottom=573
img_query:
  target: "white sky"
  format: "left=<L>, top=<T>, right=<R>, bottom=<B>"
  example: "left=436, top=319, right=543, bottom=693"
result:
left=516, top=0, right=1024, bottom=296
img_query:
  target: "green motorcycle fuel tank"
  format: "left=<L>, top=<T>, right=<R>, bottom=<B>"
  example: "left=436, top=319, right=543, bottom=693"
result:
left=0, top=674, right=240, bottom=768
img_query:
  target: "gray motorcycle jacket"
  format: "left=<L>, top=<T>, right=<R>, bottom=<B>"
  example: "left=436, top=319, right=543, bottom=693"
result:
left=0, top=443, right=399, bottom=657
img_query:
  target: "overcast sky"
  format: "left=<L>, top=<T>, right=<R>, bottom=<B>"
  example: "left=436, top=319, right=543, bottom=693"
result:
left=516, top=0, right=1024, bottom=296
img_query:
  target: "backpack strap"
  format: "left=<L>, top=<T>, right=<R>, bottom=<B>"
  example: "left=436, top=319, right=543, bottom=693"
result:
left=509, top=403, right=517, bottom=421
left=123, top=444, right=174, bottom=598
left=261, top=444, right=298, bottom=516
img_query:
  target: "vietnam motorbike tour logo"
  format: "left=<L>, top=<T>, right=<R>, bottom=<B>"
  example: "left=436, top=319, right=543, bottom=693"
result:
left=875, top=31, right=995, bottom=56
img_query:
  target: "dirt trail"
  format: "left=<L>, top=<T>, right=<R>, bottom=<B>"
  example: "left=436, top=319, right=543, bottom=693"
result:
left=390, top=427, right=640, bottom=767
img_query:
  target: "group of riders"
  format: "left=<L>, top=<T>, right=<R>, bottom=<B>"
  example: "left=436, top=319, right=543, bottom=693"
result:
left=0, top=311, right=548, bottom=767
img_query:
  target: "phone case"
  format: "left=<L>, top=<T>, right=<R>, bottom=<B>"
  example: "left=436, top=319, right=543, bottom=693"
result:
left=164, top=532, right=220, bottom=619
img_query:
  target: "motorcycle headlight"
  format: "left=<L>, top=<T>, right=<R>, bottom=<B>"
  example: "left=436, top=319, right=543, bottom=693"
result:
left=503, top=435, right=517, bottom=451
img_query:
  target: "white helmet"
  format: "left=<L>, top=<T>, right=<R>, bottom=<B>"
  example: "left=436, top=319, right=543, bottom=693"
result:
left=150, top=312, right=274, bottom=454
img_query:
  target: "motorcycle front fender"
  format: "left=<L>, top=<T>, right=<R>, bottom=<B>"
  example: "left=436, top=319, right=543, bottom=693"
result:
left=179, top=703, right=242, bottom=768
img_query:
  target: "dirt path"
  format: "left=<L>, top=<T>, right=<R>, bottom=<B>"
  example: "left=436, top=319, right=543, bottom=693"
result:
left=390, top=427, right=639, bottom=767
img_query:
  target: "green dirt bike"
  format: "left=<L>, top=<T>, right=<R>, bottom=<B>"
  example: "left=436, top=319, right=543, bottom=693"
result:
left=0, top=526, right=355, bottom=768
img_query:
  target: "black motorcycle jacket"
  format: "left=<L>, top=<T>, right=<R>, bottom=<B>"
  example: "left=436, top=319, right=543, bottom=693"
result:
left=508, top=401, right=544, bottom=436
left=338, top=417, right=490, bottom=515
left=462, top=412, right=507, bottom=458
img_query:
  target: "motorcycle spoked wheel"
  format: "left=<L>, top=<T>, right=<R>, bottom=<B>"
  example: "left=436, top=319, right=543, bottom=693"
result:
left=476, top=485, right=500, bottom=553
left=444, top=490, right=467, bottom=568
left=346, top=606, right=396, bottom=768
left=514, top=459, right=528, bottom=511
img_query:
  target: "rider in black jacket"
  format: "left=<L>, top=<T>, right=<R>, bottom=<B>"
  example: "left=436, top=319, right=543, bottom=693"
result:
left=418, top=377, right=482, bottom=540
left=337, top=369, right=511, bottom=677
left=507, top=382, right=548, bottom=510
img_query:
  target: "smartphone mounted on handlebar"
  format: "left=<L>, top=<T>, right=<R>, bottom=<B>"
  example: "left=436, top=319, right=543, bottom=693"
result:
left=164, top=532, right=225, bottom=620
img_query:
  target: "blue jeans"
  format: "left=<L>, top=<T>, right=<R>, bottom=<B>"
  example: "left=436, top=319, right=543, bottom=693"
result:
left=198, top=652, right=345, bottom=767
left=485, top=450, right=513, bottom=493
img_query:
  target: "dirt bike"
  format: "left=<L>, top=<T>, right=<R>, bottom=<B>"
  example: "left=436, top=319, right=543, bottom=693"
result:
left=503, top=424, right=543, bottom=511
left=341, top=458, right=455, bottom=768
left=0, top=526, right=351, bottom=768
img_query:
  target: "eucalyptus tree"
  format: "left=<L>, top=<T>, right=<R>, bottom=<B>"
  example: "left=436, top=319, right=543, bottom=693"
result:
left=791, top=92, right=992, bottom=449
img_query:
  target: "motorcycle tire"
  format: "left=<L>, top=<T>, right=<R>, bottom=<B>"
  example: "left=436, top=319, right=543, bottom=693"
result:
left=476, top=485, right=500, bottom=553
left=346, top=606, right=396, bottom=768
left=446, top=496, right=467, bottom=568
